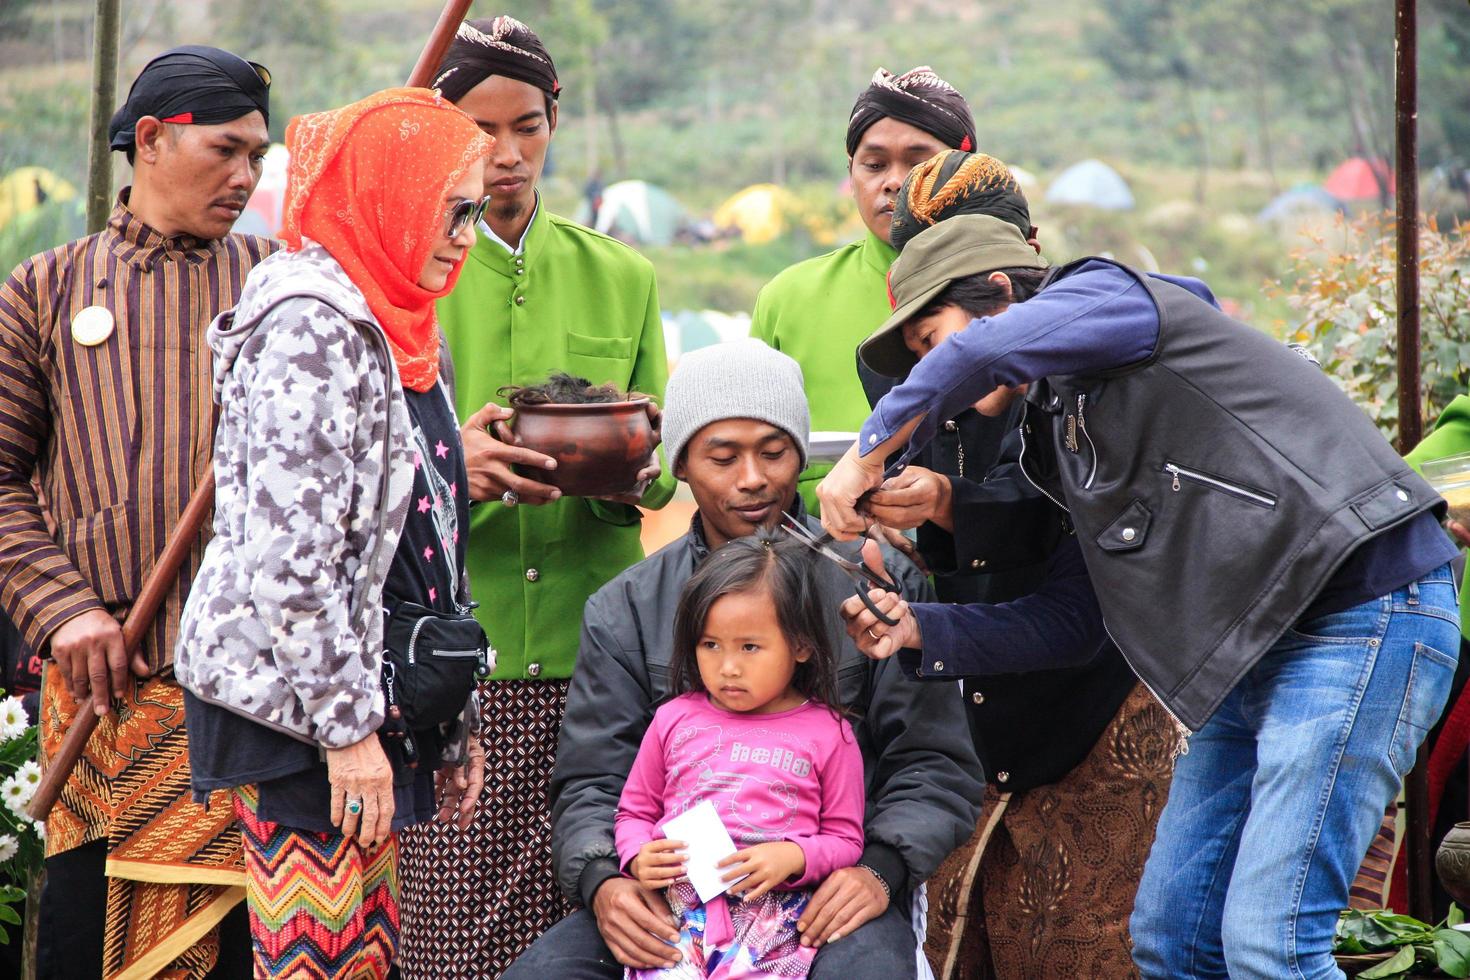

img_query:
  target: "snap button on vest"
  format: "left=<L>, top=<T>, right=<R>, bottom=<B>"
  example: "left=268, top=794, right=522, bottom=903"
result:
left=1122, top=527, right=1137, bottom=542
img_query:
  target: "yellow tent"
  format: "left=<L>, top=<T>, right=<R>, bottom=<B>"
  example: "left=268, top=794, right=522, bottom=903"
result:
left=713, top=183, right=805, bottom=245
left=0, top=167, right=78, bottom=232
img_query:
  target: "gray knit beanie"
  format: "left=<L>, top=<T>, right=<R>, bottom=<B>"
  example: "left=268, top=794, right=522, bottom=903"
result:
left=662, top=340, right=810, bottom=470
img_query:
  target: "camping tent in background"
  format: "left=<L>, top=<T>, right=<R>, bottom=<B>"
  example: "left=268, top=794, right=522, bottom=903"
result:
left=661, top=310, right=752, bottom=361
left=576, top=179, right=686, bottom=246
left=0, top=166, right=77, bottom=232
left=1008, top=165, right=1040, bottom=195
left=1323, top=157, right=1395, bottom=202
left=1257, top=185, right=1346, bottom=225
left=1044, top=159, right=1135, bottom=210
left=232, top=144, right=289, bottom=238
left=714, top=183, right=805, bottom=245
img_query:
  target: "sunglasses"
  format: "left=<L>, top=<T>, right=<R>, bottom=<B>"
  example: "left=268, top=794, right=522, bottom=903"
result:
left=446, top=195, right=492, bottom=238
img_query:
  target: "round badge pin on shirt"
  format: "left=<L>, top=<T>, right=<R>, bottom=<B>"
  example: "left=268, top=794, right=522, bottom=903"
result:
left=71, top=306, right=115, bottom=347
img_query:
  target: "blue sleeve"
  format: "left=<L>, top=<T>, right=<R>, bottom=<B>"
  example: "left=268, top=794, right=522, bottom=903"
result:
left=1151, top=272, right=1219, bottom=309
left=860, top=262, right=1163, bottom=468
left=899, top=535, right=1109, bottom=678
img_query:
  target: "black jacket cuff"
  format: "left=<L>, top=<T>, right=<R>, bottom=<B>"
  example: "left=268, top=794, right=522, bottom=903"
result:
left=578, top=857, right=623, bottom=909
left=858, top=842, right=909, bottom=897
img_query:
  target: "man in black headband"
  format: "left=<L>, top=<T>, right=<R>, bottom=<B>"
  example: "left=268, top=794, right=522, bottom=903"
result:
left=0, top=44, right=273, bottom=979
left=397, top=17, right=675, bottom=979
left=750, top=67, right=977, bottom=513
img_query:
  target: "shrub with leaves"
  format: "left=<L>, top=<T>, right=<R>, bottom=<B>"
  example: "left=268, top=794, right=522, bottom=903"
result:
left=0, top=688, right=43, bottom=945
left=1336, top=906, right=1470, bottom=978
left=1276, top=214, right=1470, bottom=441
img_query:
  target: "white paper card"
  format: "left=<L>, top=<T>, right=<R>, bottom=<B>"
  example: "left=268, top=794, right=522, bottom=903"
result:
left=662, top=800, right=747, bottom=903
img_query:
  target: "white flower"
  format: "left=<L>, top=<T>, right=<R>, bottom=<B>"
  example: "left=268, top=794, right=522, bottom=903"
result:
left=0, top=835, right=16, bottom=863
left=27, top=818, right=44, bottom=842
left=16, top=761, right=40, bottom=789
left=0, top=697, right=26, bottom=742
left=1, top=775, right=31, bottom=816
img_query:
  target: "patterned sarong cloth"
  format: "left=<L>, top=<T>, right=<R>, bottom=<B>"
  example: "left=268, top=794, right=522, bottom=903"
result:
left=41, top=670, right=245, bottom=980
left=234, top=785, right=399, bottom=979
left=924, top=685, right=1177, bottom=979
left=629, top=881, right=815, bottom=980
left=398, top=678, right=574, bottom=978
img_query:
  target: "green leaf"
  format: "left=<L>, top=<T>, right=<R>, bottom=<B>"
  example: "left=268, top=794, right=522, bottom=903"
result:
left=0, top=904, right=21, bottom=925
left=1359, top=945, right=1417, bottom=979
left=1451, top=904, right=1466, bottom=928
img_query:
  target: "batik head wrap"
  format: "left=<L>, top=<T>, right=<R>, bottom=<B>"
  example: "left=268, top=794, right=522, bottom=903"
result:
left=432, top=16, right=560, bottom=103
left=281, top=88, right=493, bottom=391
left=845, top=66, right=977, bottom=159
left=109, top=45, right=271, bottom=152
left=889, top=149, right=1035, bottom=253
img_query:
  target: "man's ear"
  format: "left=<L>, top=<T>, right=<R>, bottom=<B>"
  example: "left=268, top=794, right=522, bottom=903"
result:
left=673, top=455, right=687, bottom=482
left=547, top=101, right=559, bottom=137
left=987, top=271, right=1014, bottom=300
left=1027, top=225, right=1042, bottom=254
left=133, top=117, right=165, bottom=165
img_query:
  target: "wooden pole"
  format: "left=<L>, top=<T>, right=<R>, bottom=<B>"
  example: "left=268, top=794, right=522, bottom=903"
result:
left=406, top=0, right=474, bottom=88
left=84, top=0, right=120, bottom=234
left=1394, top=0, right=1433, bottom=924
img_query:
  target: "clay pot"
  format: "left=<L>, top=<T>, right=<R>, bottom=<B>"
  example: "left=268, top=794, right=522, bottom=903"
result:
left=511, top=399, right=656, bottom=497
left=1437, top=821, right=1470, bottom=907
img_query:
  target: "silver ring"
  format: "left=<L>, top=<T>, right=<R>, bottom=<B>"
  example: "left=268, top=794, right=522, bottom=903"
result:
left=865, top=627, right=880, bottom=641
left=345, top=797, right=363, bottom=815
left=501, top=490, right=519, bottom=507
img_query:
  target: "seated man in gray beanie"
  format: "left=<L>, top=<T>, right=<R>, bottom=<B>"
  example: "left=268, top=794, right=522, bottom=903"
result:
left=503, top=340, right=984, bottom=980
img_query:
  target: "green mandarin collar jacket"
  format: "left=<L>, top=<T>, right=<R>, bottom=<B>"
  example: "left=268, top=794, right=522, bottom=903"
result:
left=750, top=230, right=897, bottom=512
left=439, top=207, right=674, bottom=681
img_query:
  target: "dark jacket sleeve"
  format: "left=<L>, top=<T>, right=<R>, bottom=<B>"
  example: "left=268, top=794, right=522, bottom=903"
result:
left=902, top=534, right=1108, bottom=679
left=858, top=552, right=985, bottom=892
left=549, top=585, right=656, bottom=907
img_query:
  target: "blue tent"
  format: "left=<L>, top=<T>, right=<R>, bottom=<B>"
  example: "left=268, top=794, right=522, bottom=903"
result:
left=1256, top=185, right=1346, bottom=224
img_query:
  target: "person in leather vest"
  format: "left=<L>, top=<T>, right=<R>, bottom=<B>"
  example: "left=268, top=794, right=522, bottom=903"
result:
left=824, top=149, right=1462, bottom=979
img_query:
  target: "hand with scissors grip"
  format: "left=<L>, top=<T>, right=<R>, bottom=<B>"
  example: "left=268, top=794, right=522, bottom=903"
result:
left=780, top=511, right=901, bottom=626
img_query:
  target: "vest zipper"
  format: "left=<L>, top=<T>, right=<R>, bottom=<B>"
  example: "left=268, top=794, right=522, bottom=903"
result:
left=1077, top=394, right=1098, bottom=490
left=406, top=616, right=428, bottom=666
left=1023, top=402, right=1193, bottom=746
left=1163, top=461, right=1276, bottom=509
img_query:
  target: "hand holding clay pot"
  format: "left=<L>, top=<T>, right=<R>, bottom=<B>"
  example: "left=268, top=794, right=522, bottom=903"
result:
left=510, top=399, right=658, bottom=498
left=592, top=401, right=663, bottom=505
left=461, top=402, right=563, bottom=505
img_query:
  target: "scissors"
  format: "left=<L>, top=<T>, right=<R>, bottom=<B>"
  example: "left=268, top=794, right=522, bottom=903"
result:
left=780, top=511, right=901, bottom=626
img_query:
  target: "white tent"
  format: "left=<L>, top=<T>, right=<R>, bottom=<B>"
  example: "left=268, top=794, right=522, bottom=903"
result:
left=1045, top=159, right=1135, bottom=210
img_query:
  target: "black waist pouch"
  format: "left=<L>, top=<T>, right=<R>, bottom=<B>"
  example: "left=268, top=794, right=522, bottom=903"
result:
left=382, top=602, right=490, bottom=729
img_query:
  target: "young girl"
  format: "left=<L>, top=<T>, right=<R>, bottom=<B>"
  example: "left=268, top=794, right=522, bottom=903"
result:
left=615, top=535, right=865, bottom=979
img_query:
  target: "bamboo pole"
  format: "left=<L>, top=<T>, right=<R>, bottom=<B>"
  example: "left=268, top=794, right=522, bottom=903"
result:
left=1394, top=0, right=1433, bottom=924
left=84, top=0, right=120, bottom=234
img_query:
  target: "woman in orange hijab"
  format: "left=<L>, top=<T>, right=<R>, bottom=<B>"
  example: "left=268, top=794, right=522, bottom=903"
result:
left=176, top=88, right=493, bottom=979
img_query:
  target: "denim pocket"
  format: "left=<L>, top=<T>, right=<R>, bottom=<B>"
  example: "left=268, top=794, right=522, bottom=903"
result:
left=1287, top=599, right=1388, bottom=645
left=1388, top=641, right=1458, bottom=777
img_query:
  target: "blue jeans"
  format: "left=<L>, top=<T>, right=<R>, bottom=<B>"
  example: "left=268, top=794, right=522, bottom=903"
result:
left=1131, top=565, right=1460, bottom=980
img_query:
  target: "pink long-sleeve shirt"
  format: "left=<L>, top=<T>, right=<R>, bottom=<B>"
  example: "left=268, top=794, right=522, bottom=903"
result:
left=615, top=692, right=866, bottom=902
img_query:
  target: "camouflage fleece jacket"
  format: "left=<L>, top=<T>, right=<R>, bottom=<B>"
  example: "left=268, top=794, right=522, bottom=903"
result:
left=176, top=244, right=415, bottom=749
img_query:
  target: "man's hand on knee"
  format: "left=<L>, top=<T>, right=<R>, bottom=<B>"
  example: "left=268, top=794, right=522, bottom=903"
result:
left=797, top=866, right=890, bottom=949
left=591, top=876, right=682, bottom=969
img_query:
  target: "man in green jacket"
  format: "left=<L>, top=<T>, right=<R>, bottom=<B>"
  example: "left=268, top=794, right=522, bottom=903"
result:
left=397, top=17, right=674, bottom=979
left=750, top=66, right=979, bottom=512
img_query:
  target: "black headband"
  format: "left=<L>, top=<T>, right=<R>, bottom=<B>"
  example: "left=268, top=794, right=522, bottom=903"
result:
left=846, top=67, right=976, bottom=159
left=109, top=45, right=270, bottom=152
left=433, top=16, right=560, bottom=104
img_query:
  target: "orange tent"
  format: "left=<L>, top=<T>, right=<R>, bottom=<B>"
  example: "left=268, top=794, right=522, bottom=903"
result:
left=1324, top=157, right=1395, bottom=201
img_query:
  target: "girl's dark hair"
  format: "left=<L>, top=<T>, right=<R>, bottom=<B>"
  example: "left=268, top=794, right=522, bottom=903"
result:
left=498, top=372, right=631, bottom=408
left=671, top=531, right=842, bottom=714
left=913, top=265, right=1049, bottom=323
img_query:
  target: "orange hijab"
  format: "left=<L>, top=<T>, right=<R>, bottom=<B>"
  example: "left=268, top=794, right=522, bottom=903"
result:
left=281, top=87, right=492, bottom=391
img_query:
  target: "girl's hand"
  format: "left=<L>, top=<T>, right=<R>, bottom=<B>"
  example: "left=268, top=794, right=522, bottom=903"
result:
left=720, top=841, right=806, bottom=903
left=325, top=735, right=396, bottom=847
left=841, top=590, right=920, bottom=659
left=434, top=736, right=485, bottom=829
left=631, top=838, right=687, bottom=890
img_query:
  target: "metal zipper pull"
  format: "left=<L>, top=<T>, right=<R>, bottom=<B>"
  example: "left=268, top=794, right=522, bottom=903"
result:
left=1172, top=471, right=1180, bottom=492
left=1065, top=415, right=1079, bottom=453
